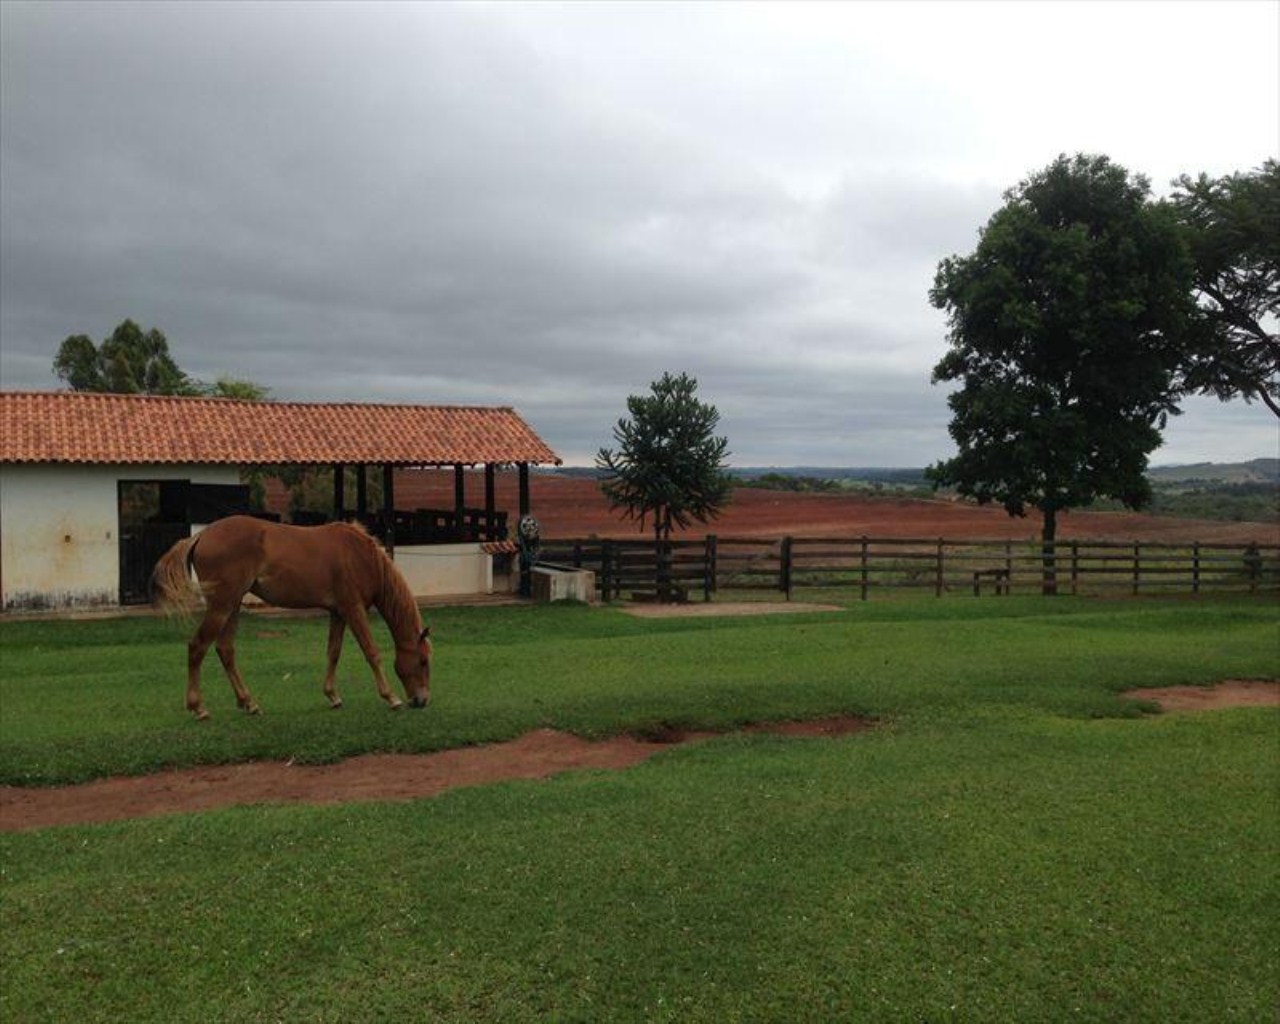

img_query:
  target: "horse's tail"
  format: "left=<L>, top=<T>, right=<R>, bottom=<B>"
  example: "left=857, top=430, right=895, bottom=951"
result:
left=151, top=535, right=202, bottom=617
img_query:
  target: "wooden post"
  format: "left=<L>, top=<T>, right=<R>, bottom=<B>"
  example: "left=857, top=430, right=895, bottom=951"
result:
left=1192, top=541, right=1200, bottom=595
left=780, top=536, right=793, bottom=601
left=1070, top=541, right=1078, bottom=596
left=453, top=464, right=465, bottom=537
left=705, top=534, right=717, bottom=602
left=1245, top=542, right=1262, bottom=594
left=860, top=536, right=869, bottom=601
left=356, top=464, right=368, bottom=520
left=382, top=464, right=395, bottom=556
left=518, top=463, right=531, bottom=520
left=484, top=463, right=496, bottom=540
left=1132, top=541, right=1141, bottom=596
left=935, top=538, right=944, bottom=597
left=1004, top=541, right=1013, bottom=592
left=332, top=464, right=345, bottom=521
left=601, top=539, right=615, bottom=601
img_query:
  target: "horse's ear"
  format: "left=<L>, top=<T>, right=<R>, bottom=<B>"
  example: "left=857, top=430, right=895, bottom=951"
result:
left=419, top=625, right=431, bottom=641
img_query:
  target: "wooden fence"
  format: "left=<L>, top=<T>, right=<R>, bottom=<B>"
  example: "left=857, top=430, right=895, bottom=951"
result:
left=536, top=536, right=1279, bottom=601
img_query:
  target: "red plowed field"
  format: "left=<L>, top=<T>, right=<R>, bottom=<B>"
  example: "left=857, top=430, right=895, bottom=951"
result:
left=381, top=471, right=1277, bottom=546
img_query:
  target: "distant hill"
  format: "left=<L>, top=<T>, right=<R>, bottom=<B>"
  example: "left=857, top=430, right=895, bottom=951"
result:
left=730, top=467, right=930, bottom=486
left=547, top=460, right=1276, bottom=487
left=541, top=460, right=1275, bottom=522
left=1147, top=459, right=1278, bottom=485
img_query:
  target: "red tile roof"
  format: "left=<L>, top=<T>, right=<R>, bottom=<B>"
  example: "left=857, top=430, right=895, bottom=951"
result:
left=0, top=391, right=561, bottom=467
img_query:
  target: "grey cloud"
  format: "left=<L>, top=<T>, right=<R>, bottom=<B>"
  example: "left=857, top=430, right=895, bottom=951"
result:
left=2, top=2, right=1274, bottom=466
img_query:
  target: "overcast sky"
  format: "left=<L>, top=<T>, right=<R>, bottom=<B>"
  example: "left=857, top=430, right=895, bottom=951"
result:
left=1, top=1, right=1276, bottom=466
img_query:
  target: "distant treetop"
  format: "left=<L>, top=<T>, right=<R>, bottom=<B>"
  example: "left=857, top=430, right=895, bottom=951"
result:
left=53, top=319, right=270, bottom=400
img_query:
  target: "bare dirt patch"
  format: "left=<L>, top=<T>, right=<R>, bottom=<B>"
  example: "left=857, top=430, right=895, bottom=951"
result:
left=296, top=472, right=1278, bottom=546
left=0, top=716, right=873, bottom=833
left=1125, top=679, right=1280, bottom=712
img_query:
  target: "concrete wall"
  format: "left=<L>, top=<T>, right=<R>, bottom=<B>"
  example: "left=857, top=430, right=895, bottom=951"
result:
left=392, top=543, right=494, bottom=598
left=0, top=464, right=238, bottom=612
left=1, top=465, right=506, bottom=611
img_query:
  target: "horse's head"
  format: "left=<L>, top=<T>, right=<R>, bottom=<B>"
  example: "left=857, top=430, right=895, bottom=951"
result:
left=395, top=624, right=433, bottom=709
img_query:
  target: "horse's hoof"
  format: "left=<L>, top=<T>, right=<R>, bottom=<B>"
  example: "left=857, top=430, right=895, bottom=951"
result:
left=193, top=709, right=211, bottom=722
left=329, top=699, right=344, bottom=710
left=248, top=705, right=262, bottom=715
left=388, top=700, right=404, bottom=711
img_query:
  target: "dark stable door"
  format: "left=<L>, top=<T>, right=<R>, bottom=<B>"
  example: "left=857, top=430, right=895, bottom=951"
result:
left=119, top=522, right=191, bottom=604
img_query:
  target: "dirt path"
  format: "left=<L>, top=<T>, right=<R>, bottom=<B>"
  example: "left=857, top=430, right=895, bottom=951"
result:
left=0, top=716, right=873, bottom=832
left=1124, top=679, right=1280, bottom=712
left=4, top=682, right=1274, bottom=833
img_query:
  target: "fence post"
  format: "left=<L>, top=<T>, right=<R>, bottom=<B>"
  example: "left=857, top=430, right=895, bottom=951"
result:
left=780, top=536, right=793, bottom=601
left=601, top=540, right=615, bottom=602
left=860, top=536, right=869, bottom=601
left=1132, top=542, right=1141, bottom=596
left=705, top=534, right=717, bottom=602
left=1245, top=542, right=1262, bottom=594
left=1071, top=541, right=1079, bottom=596
left=1192, top=541, right=1200, bottom=595
left=1005, top=541, right=1013, bottom=594
left=935, top=538, right=944, bottom=597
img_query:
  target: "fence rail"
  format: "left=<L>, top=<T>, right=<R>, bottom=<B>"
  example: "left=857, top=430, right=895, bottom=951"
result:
left=536, top=535, right=1279, bottom=601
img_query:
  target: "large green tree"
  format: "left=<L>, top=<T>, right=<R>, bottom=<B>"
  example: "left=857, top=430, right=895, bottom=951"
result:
left=1169, top=160, right=1279, bottom=418
left=53, top=319, right=269, bottom=399
left=596, top=371, right=733, bottom=545
left=54, top=319, right=196, bottom=394
left=928, top=154, right=1196, bottom=591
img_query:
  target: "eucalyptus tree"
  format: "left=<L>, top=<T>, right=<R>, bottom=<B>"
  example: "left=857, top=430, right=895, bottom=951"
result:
left=53, top=318, right=269, bottom=399
left=54, top=319, right=196, bottom=395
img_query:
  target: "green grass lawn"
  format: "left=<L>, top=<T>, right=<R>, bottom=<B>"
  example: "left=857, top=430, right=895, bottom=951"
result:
left=2, top=595, right=1277, bottom=1021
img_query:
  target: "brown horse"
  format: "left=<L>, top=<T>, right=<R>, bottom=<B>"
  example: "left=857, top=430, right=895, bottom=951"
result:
left=152, top=516, right=431, bottom=720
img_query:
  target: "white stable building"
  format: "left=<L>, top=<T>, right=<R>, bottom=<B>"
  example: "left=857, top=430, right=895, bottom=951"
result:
left=0, top=391, right=560, bottom=612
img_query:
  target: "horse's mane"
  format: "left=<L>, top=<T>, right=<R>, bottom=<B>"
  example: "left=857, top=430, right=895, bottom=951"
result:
left=325, top=521, right=419, bottom=642
left=370, top=536, right=423, bottom=644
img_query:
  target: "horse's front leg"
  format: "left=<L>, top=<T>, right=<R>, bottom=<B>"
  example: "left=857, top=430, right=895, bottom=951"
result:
left=322, top=611, right=346, bottom=709
left=215, top=606, right=260, bottom=715
left=342, top=605, right=403, bottom=710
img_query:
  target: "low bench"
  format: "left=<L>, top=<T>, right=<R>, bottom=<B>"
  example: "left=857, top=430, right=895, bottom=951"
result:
left=972, top=568, right=1010, bottom=596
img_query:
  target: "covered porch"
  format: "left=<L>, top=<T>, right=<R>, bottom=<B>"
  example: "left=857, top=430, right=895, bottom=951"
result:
left=284, top=462, right=536, bottom=599
left=312, top=461, right=537, bottom=552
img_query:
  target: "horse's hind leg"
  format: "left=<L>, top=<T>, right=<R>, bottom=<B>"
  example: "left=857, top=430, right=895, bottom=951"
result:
left=187, top=605, right=233, bottom=720
left=215, top=606, right=260, bottom=714
left=342, top=605, right=403, bottom=710
left=322, top=611, right=346, bottom=709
